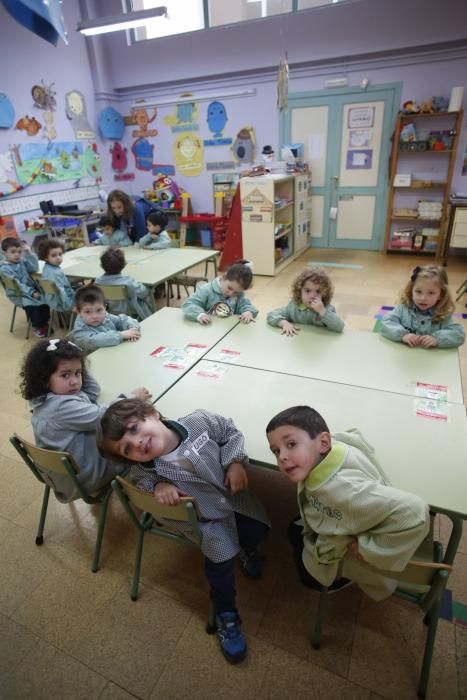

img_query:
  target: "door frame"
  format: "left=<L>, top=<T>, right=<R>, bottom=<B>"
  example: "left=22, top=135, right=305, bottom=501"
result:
left=279, top=82, right=402, bottom=250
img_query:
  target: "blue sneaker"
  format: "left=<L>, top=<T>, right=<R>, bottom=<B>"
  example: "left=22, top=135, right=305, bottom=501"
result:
left=216, top=611, right=247, bottom=663
left=238, top=549, right=262, bottom=579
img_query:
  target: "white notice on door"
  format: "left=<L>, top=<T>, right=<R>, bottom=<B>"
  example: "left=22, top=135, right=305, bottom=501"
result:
left=309, top=134, right=324, bottom=159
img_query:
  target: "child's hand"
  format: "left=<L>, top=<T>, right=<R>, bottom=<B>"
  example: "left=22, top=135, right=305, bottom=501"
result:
left=309, top=297, right=326, bottom=317
left=21, top=243, right=31, bottom=254
left=121, top=328, right=141, bottom=341
left=240, top=310, right=254, bottom=324
left=198, top=313, right=212, bottom=325
left=224, top=461, right=248, bottom=495
left=131, top=387, right=152, bottom=400
left=279, top=320, right=300, bottom=336
left=419, top=335, right=438, bottom=348
left=32, top=290, right=41, bottom=300
left=154, top=483, right=186, bottom=505
left=402, top=333, right=420, bottom=347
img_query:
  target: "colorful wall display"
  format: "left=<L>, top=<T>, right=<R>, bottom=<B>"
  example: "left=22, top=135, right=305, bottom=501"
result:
left=164, top=102, right=199, bottom=133
left=232, top=126, right=255, bottom=165
left=131, top=107, right=158, bottom=138
left=98, top=106, right=125, bottom=140
left=13, top=141, right=101, bottom=184
left=65, top=90, right=95, bottom=139
left=174, top=132, right=203, bottom=176
left=204, top=101, right=232, bottom=146
left=131, top=137, right=154, bottom=171
left=0, top=92, right=15, bottom=128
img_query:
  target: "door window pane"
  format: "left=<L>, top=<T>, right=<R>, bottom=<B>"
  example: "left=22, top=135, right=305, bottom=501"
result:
left=209, top=0, right=292, bottom=28
left=132, top=0, right=204, bottom=41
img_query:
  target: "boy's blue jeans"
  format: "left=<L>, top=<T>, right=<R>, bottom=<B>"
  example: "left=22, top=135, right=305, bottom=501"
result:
left=204, top=513, right=268, bottom=613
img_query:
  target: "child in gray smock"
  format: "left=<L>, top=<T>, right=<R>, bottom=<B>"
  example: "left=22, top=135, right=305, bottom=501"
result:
left=381, top=265, right=465, bottom=348
left=267, top=406, right=429, bottom=601
left=95, top=247, right=153, bottom=319
left=97, top=399, right=270, bottom=664
left=182, top=260, right=258, bottom=324
left=71, top=284, right=140, bottom=352
left=95, top=215, right=132, bottom=247
left=37, top=239, right=75, bottom=312
left=137, top=211, right=171, bottom=250
left=0, top=236, right=50, bottom=336
left=19, top=338, right=151, bottom=502
left=267, top=267, right=344, bottom=335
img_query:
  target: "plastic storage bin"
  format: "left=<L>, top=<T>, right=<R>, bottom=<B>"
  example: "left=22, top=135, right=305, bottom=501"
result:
left=200, top=228, right=212, bottom=247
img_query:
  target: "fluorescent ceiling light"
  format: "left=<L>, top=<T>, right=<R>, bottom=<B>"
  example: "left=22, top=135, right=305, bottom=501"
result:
left=77, top=7, right=168, bottom=37
left=131, top=88, right=256, bottom=109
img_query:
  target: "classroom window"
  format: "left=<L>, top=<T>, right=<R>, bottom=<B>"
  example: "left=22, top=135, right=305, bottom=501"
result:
left=208, top=0, right=292, bottom=27
left=298, top=0, right=347, bottom=7
left=130, top=0, right=204, bottom=41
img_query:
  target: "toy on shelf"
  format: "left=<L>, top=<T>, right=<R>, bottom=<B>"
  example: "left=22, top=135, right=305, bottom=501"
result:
left=144, top=173, right=182, bottom=210
left=432, top=96, right=449, bottom=112
left=402, top=100, right=420, bottom=114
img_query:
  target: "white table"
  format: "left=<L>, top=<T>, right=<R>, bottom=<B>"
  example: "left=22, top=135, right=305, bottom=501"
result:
left=89, top=308, right=238, bottom=403
left=204, top=322, right=464, bottom=404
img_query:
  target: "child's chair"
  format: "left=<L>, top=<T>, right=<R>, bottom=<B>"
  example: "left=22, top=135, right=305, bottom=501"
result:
left=111, top=475, right=215, bottom=629
left=96, top=282, right=153, bottom=319
left=0, top=273, right=32, bottom=338
left=35, top=277, right=75, bottom=334
left=9, top=433, right=114, bottom=573
left=310, top=520, right=455, bottom=699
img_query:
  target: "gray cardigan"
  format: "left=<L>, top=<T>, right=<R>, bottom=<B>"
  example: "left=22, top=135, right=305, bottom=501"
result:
left=71, top=312, right=140, bottom=352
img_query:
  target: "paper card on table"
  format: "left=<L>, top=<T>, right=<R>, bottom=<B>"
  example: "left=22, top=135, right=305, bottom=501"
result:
left=185, top=343, right=208, bottom=356
left=196, top=363, right=228, bottom=379
left=150, top=346, right=167, bottom=357
left=416, top=382, right=448, bottom=401
left=209, top=348, right=241, bottom=363
left=415, top=399, right=449, bottom=422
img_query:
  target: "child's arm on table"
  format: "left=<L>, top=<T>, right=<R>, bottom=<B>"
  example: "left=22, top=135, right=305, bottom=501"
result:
left=181, top=284, right=212, bottom=323
left=429, top=316, right=465, bottom=348
left=380, top=305, right=416, bottom=345
left=267, top=303, right=299, bottom=335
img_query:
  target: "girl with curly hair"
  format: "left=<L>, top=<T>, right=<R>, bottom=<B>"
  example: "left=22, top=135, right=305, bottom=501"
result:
left=267, top=266, right=344, bottom=336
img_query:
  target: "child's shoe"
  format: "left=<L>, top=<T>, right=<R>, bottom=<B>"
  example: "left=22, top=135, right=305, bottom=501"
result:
left=238, top=548, right=262, bottom=579
left=33, top=327, right=47, bottom=337
left=216, top=611, right=247, bottom=663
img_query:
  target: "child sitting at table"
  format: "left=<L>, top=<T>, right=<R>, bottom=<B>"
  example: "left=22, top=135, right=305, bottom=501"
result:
left=95, top=248, right=153, bottom=319
left=266, top=405, right=429, bottom=601
left=71, top=284, right=141, bottom=352
left=97, top=398, right=270, bottom=663
left=0, top=236, right=50, bottom=337
left=19, top=338, right=151, bottom=502
left=37, top=239, right=75, bottom=314
left=137, top=212, right=171, bottom=250
left=380, top=265, right=465, bottom=348
left=181, top=260, right=258, bottom=325
left=95, top=215, right=132, bottom=247
left=267, top=267, right=344, bottom=335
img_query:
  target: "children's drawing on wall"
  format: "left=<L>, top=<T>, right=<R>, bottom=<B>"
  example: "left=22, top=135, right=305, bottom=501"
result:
left=164, top=101, right=199, bottom=133
left=43, top=110, right=57, bottom=141
left=132, top=107, right=158, bottom=138
left=0, top=92, right=15, bottom=128
left=0, top=150, right=18, bottom=189
left=31, top=81, right=56, bottom=111
left=13, top=141, right=100, bottom=184
left=15, top=115, right=42, bottom=136
left=348, top=130, right=372, bottom=148
left=132, top=137, right=154, bottom=171
left=65, top=90, right=95, bottom=139
left=346, top=149, right=373, bottom=169
left=1, top=143, right=53, bottom=198
left=110, top=142, right=134, bottom=181
left=174, top=133, right=203, bottom=176
left=204, top=101, right=232, bottom=146
left=232, top=126, right=255, bottom=165
left=98, top=106, right=125, bottom=140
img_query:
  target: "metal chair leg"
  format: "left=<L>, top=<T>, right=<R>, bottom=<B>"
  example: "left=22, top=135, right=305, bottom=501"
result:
left=9, top=305, right=17, bottom=333
left=91, top=488, right=112, bottom=573
left=36, top=485, right=51, bottom=545
left=417, top=597, right=442, bottom=698
left=131, top=528, right=145, bottom=601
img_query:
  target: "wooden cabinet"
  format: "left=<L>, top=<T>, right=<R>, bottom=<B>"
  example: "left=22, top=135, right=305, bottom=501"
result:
left=240, top=173, right=311, bottom=276
left=384, top=110, right=463, bottom=256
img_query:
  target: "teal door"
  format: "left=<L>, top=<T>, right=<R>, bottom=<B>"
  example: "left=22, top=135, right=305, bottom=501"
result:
left=279, top=84, right=401, bottom=250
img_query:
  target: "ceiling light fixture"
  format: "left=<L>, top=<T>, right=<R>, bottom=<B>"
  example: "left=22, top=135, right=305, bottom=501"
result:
left=77, top=6, right=168, bottom=37
left=130, top=88, right=256, bottom=110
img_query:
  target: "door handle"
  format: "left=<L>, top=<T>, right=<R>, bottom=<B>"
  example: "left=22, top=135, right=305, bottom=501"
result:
left=331, top=175, right=339, bottom=182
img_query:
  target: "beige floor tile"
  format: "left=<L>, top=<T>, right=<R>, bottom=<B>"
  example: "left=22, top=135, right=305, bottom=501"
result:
left=438, top=514, right=467, bottom=556
left=348, top=596, right=458, bottom=699
left=0, top=453, right=43, bottom=520
left=150, top=614, right=274, bottom=700
left=448, top=552, right=467, bottom=602
left=261, top=645, right=372, bottom=700
left=70, top=584, right=192, bottom=699
left=456, top=627, right=467, bottom=700
left=98, top=682, right=141, bottom=700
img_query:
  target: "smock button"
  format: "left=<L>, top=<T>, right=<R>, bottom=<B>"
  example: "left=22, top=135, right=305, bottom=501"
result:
left=184, top=450, right=190, bottom=456
left=220, top=497, right=226, bottom=503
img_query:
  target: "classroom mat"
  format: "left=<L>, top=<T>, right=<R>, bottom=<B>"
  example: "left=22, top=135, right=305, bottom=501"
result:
left=308, top=261, right=363, bottom=270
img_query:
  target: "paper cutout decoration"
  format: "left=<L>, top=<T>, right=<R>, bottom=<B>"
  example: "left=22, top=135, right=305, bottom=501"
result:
left=98, top=106, right=125, bottom=140
left=0, top=150, right=18, bottom=188
left=65, top=90, right=95, bottom=139
left=277, top=53, right=289, bottom=112
left=1, top=0, right=68, bottom=46
left=174, top=133, right=203, bottom=176
left=232, top=127, right=255, bottom=165
left=13, top=141, right=98, bottom=185
left=110, top=142, right=128, bottom=172
left=15, top=115, right=42, bottom=136
left=132, top=107, right=158, bottom=138
left=1, top=142, right=54, bottom=198
left=164, top=102, right=199, bottom=132
left=132, top=137, right=154, bottom=171
left=31, top=81, right=56, bottom=110
left=0, top=92, right=15, bottom=128
left=207, top=101, right=228, bottom=138
left=43, top=110, right=56, bottom=140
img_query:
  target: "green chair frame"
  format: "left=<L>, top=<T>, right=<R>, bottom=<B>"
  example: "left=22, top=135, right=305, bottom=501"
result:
left=111, top=475, right=215, bottom=630
left=455, top=278, right=467, bottom=302
left=10, top=433, right=113, bottom=573
left=0, top=273, right=32, bottom=338
left=35, top=277, right=75, bottom=334
left=310, top=520, right=457, bottom=699
left=95, top=282, right=152, bottom=319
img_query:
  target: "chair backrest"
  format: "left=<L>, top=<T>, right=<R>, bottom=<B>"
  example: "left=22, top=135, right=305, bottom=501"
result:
left=96, top=283, right=129, bottom=303
left=115, top=475, right=200, bottom=521
left=36, top=277, right=61, bottom=298
left=10, top=432, right=80, bottom=477
left=0, top=273, right=22, bottom=297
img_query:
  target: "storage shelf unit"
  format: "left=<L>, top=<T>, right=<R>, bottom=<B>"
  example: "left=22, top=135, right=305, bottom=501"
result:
left=384, top=110, right=463, bottom=256
left=240, top=173, right=311, bottom=276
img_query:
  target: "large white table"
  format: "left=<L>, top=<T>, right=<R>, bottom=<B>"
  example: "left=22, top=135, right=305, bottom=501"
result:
left=204, top=322, right=464, bottom=404
left=157, top=360, right=467, bottom=563
left=88, top=308, right=238, bottom=403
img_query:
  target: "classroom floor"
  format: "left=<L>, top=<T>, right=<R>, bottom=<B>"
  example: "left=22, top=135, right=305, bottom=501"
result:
left=0, top=247, right=466, bottom=700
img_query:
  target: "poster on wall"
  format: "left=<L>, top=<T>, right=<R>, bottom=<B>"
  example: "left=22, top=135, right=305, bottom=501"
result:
left=13, top=141, right=101, bottom=184
left=204, top=101, right=232, bottom=146
left=174, top=133, right=203, bottom=176
left=348, top=129, right=372, bottom=147
left=346, top=149, right=373, bottom=170
left=164, top=102, right=199, bottom=133
left=348, top=107, right=374, bottom=129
